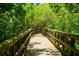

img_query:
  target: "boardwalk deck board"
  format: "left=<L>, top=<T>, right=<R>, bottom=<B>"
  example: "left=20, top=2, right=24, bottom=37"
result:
left=25, top=34, right=61, bottom=56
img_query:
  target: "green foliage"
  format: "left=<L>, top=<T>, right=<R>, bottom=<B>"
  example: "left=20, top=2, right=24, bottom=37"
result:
left=48, top=3, right=79, bottom=34
left=0, top=3, right=79, bottom=44
left=0, top=4, right=27, bottom=42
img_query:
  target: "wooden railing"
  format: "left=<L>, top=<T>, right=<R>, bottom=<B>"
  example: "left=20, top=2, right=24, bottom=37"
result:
left=42, top=28, right=79, bottom=56
left=0, top=29, right=33, bottom=56
left=0, top=27, right=79, bottom=56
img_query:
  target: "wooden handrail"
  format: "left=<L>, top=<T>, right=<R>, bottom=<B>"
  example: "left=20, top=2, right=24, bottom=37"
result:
left=15, top=31, right=33, bottom=56
left=0, top=27, right=79, bottom=56
left=44, top=33, right=65, bottom=55
left=44, top=28, right=79, bottom=40
left=0, top=28, right=32, bottom=55
left=43, top=28, right=79, bottom=55
left=45, top=32, right=79, bottom=55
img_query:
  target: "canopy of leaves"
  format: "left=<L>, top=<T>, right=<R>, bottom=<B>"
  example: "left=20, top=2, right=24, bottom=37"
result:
left=0, top=3, right=79, bottom=43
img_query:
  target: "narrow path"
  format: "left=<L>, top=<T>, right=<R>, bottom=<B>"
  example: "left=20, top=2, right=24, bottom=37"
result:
left=26, top=34, right=61, bottom=56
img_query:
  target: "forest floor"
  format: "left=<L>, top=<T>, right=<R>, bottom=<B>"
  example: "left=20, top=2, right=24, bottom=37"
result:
left=25, top=34, right=61, bottom=56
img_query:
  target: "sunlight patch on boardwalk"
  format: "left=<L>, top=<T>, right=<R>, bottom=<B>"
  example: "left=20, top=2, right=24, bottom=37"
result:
left=26, top=34, right=61, bottom=56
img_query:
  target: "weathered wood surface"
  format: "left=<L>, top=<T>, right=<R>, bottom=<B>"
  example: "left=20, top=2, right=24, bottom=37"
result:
left=0, top=29, right=32, bottom=55
left=16, top=32, right=33, bottom=56
left=43, top=28, right=79, bottom=56
left=0, top=28, right=79, bottom=56
left=25, top=34, right=61, bottom=56
left=44, top=28, right=79, bottom=40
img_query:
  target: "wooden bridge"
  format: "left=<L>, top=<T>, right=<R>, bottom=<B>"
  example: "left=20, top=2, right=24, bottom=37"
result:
left=0, top=28, right=79, bottom=56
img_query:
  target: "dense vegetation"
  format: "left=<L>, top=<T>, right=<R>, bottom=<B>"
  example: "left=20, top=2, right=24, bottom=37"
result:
left=0, top=3, right=79, bottom=48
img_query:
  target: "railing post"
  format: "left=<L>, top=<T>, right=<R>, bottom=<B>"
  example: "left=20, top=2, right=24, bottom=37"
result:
left=10, top=45, right=16, bottom=56
left=70, top=38, right=75, bottom=55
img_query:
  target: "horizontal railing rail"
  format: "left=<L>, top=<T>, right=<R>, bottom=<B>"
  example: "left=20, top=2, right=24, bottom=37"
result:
left=44, top=28, right=79, bottom=40
left=0, top=28, right=32, bottom=56
left=42, top=28, right=79, bottom=56
left=0, top=27, right=79, bottom=56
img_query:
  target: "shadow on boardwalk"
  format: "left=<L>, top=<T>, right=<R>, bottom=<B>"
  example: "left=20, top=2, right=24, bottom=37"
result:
left=25, top=34, right=61, bottom=56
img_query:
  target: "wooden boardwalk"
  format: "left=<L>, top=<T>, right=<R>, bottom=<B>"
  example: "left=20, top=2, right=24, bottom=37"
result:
left=1, top=28, right=79, bottom=56
left=25, top=34, right=61, bottom=56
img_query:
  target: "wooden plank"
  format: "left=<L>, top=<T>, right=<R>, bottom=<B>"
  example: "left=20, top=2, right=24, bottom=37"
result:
left=45, top=32, right=79, bottom=55
left=15, top=32, right=33, bottom=56
left=44, top=34, right=65, bottom=55
left=45, top=28, right=79, bottom=40
left=0, top=29, right=32, bottom=55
